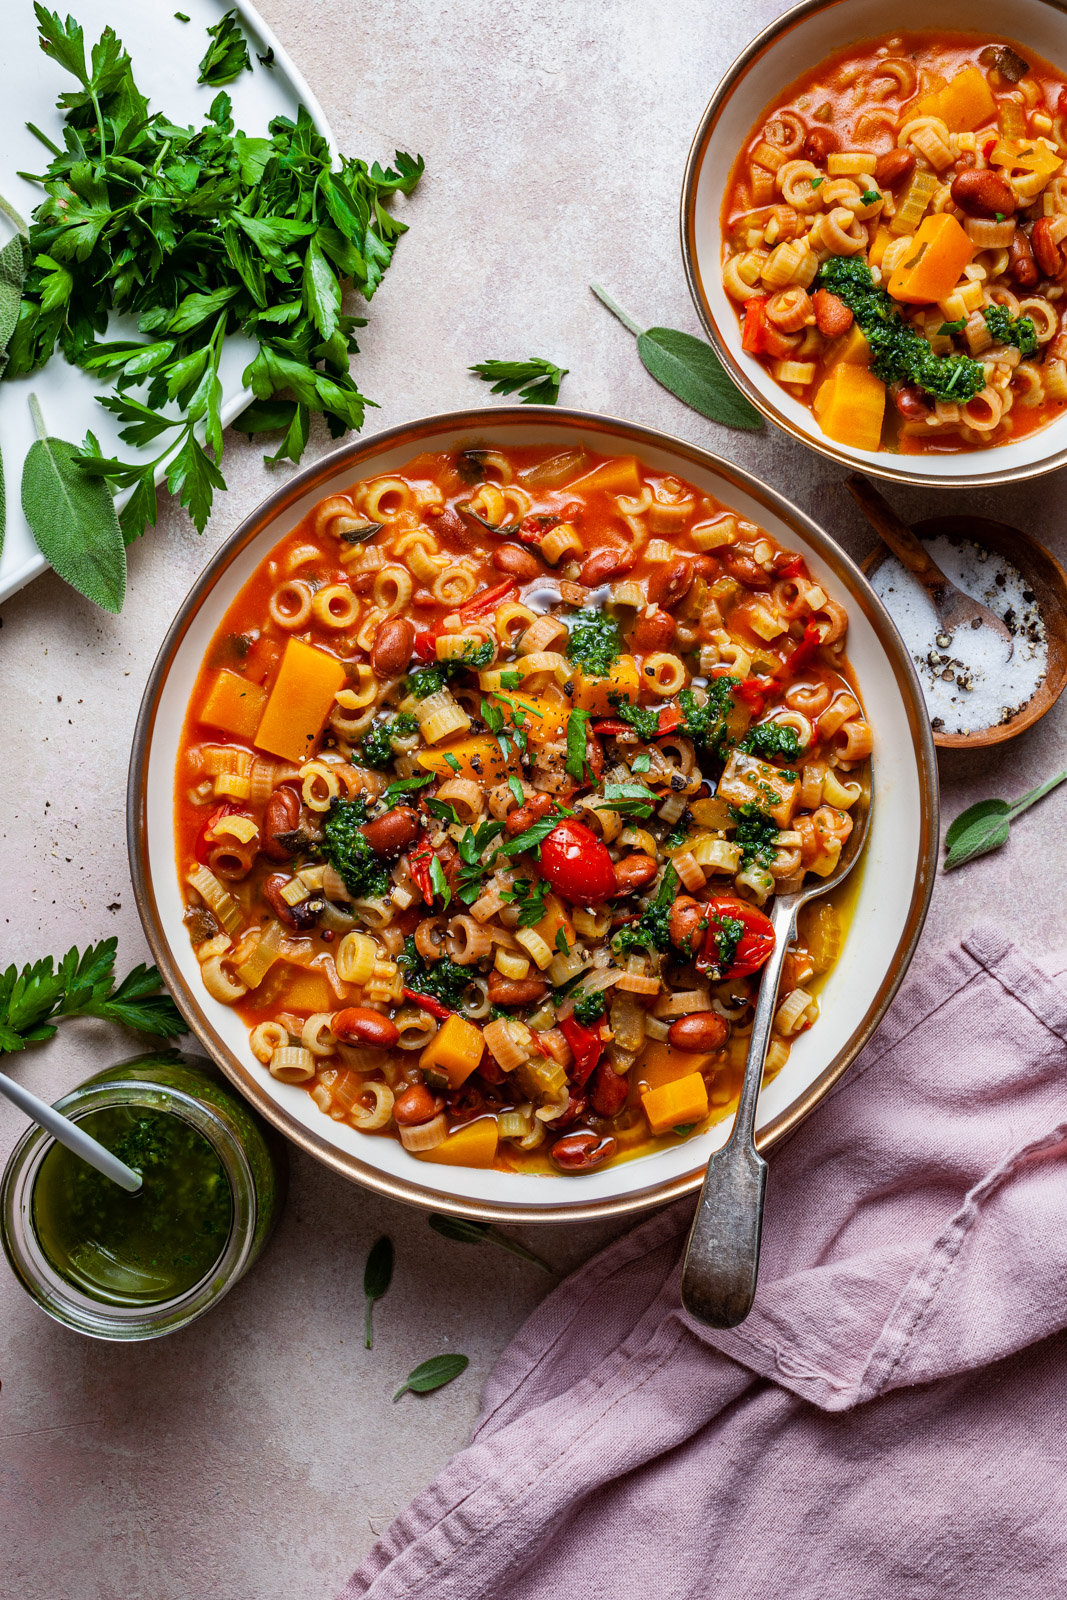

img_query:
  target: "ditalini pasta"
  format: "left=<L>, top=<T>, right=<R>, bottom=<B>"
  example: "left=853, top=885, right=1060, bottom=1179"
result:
left=721, top=32, right=1067, bottom=454
left=175, top=445, right=869, bottom=1175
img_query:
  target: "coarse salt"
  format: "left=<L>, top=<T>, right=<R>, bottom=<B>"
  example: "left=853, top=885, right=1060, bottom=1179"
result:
left=870, top=535, right=1047, bottom=736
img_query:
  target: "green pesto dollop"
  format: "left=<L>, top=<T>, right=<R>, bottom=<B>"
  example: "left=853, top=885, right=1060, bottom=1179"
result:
left=32, top=1106, right=233, bottom=1306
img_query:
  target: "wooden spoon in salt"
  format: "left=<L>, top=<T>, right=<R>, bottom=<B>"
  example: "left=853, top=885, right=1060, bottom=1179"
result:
left=848, top=474, right=1013, bottom=659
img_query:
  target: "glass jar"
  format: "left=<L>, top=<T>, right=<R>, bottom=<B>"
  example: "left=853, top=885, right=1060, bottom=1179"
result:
left=0, top=1051, right=287, bottom=1340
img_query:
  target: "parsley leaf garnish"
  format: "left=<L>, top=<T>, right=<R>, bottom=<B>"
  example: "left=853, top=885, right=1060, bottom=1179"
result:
left=595, top=782, right=656, bottom=819
left=564, top=708, right=592, bottom=784
left=0, top=940, right=186, bottom=1052
left=501, top=877, right=550, bottom=928
left=501, top=806, right=573, bottom=858
left=470, top=357, right=569, bottom=405
left=12, top=8, right=425, bottom=542
left=380, top=772, right=433, bottom=807
left=611, top=864, right=678, bottom=956
left=197, top=8, right=251, bottom=85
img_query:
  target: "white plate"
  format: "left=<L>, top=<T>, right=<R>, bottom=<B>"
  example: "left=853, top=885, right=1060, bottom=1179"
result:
left=129, top=408, right=939, bottom=1223
left=682, top=0, right=1067, bottom=488
left=0, top=0, right=331, bottom=602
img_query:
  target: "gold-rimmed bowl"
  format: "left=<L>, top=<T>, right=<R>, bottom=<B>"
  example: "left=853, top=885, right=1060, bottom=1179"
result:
left=128, top=407, right=938, bottom=1223
left=681, top=0, right=1067, bottom=489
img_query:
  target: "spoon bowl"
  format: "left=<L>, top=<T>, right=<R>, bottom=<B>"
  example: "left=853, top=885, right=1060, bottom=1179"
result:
left=680, top=776, right=873, bottom=1328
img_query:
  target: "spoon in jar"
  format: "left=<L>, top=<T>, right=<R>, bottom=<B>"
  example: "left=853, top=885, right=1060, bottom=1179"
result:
left=0, top=1070, right=142, bottom=1192
left=679, top=777, right=872, bottom=1328
left=847, top=474, right=1013, bottom=658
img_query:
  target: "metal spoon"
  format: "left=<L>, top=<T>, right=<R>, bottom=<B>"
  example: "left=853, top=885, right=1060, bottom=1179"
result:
left=0, top=1070, right=142, bottom=1192
left=680, top=779, right=873, bottom=1328
left=847, top=474, right=1013, bottom=658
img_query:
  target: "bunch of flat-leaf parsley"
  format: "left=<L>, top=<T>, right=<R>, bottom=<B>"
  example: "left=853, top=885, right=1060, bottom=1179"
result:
left=6, top=6, right=424, bottom=540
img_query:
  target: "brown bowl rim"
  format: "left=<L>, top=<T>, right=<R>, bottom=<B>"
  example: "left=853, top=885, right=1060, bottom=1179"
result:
left=863, top=515, right=1067, bottom=747
left=127, top=404, right=939, bottom=1223
left=679, top=0, right=1067, bottom=490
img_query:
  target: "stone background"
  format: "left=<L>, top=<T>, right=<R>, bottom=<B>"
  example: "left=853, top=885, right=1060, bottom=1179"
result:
left=3, top=2, right=1066, bottom=1596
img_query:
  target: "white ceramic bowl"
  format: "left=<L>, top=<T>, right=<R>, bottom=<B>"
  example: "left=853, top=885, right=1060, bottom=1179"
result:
left=128, top=407, right=938, bottom=1222
left=682, top=0, right=1067, bottom=489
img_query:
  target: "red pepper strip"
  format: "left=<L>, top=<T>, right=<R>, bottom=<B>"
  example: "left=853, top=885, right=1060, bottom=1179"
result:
left=592, top=705, right=684, bottom=738
left=776, top=554, right=806, bottom=580
left=560, top=1014, right=604, bottom=1088
left=741, top=295, right=769, bottom=355
left=779, top=620, right=821, bottom=678
left=458, top=579, right=517, bottom=621
left=407, top=839, right=435, bottom=905
left=403, top=986, right=453, bottom=1020
left=413, top=629, right=438, bottom=662
left=733, top=678, right=768, bottom=713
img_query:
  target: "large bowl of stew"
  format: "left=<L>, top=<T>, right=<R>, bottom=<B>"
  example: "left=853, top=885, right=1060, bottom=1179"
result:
left=682, top=0, right=1067, bottom=487
left=128, top=407, right=937, bottom=1222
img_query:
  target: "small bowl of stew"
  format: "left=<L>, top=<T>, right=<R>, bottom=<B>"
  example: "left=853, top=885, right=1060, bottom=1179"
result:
left=128, top=407, right=937, bottom=1223
left=682, top=0, right=1067, bottom=487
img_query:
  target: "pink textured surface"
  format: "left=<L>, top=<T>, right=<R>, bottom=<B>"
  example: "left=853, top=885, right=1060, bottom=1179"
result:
left=3, top=1, right=1067, bottom=1596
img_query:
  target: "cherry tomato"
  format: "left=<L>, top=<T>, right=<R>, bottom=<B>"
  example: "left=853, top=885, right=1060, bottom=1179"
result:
left=194, top=803, right=241, bottom=865
left=697, top=896, right=776, bottom=979
left=539, top=820, right=617, bottom=904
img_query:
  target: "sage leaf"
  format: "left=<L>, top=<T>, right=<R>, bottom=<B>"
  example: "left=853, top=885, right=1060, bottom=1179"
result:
left=0, top=231, right=29, bottom=372
left=393, top=1353, right=469, bottom=1401
left=363, top=1235, right=393, bottom=1349
left=943, top=771, right=1067, bottom=871
left=639, top=326, right=763, bottom=430
left=590, top=283, right=763, bottom=432
left=22, top=396, right=125, bottom=612
left=428, top=1213, right=553, bottom=1273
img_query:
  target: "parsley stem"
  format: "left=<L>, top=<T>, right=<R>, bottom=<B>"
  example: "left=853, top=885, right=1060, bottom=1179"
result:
left=590, top=282, right=645, bottom=339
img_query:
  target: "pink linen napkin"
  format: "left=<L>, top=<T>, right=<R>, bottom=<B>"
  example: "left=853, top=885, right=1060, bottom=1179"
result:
left=343, top=927, right=1067, bottom=1599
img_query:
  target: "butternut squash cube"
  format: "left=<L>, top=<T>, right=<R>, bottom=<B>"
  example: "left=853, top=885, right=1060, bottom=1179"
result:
left=937, top=65, right=997, bottom=133
left=867, top=223, right=894, bottom=269
left=642, top=1072, right=709, bottom=1135
left=887, top=213, right=975, bottom=305
left=569, top=455, right=642, bottom=496
left=279, top=968, right=335, bottom=1014
left=417, top=734, right=518, bottom=785
left=416, top=1115, right=499, bottom=1168
left=813, top=362, right=886, bottom=453
left=420, top=1013, right=485, bottom=1089
left=824, top=324, right=871, bottom=368
left=571, top=654, right=640, bottom=716
left=637, top=1041, right=715, bottom=1093
left=253, top=637, right=346, bottom=763
left=200, top=669, right=268, bottom=740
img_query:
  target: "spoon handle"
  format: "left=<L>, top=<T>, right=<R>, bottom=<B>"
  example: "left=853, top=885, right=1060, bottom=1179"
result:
left=846, top=474, right=947, bottom=595
left=680, top=895, right=797, bottom=1328
left=0, top=1070, right=142, bottom=1192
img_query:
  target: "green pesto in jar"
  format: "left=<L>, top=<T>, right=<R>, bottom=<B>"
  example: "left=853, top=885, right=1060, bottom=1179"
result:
left=32, top=1105, right=233, bottom=1306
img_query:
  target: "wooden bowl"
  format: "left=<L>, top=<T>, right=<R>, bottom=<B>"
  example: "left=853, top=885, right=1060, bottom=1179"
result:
left=863, top=518, right=1067, bottom=750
